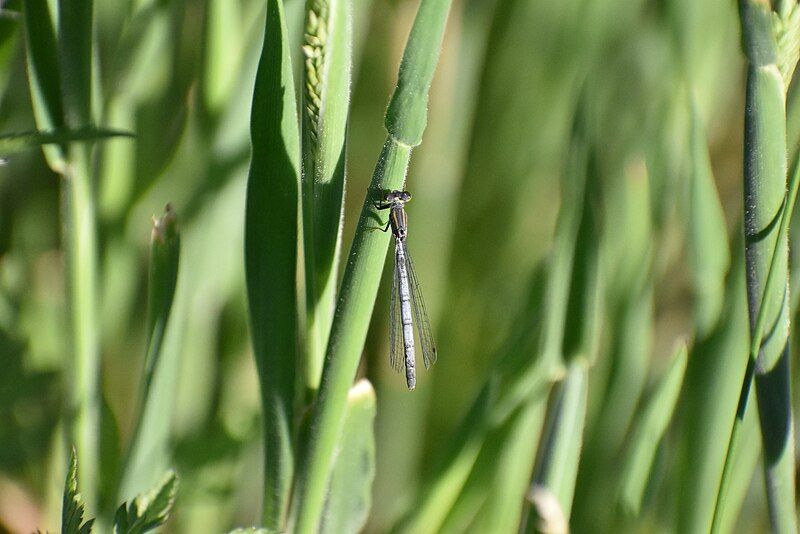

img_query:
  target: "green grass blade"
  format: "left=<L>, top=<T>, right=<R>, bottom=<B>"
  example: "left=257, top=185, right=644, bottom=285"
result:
left=712, top=3, right=798, bottom=532
left=436, top=404, right=522, bottom=534
left=291, top=1, right=452, bottom=532
left=141, top=205, right=180, bottom=394
left=22, top=0, right=66, bottom=169
left=244, top=0, right=301, bottom=529
left=525, top=361, right=588, bottom=528
left=618, top=343, right=687, bottom=517
left=118, top=205, right=180, bottom=504
left=687, top=95, right=730, bottom=337
left=300, top=0, right=352, bottom=393
left=0, top=127, right=133, bottom=156
left=383, top=0, right=452, bottom=146
left=59, top=0, right=93, bottom=125
left=572, top=156, right=654, bottom=533
left=394, top=379, right=499, bottom=534
left=678, top=234, right=761, bottom=533
left=469, top=392, right=548, bottom=534
left=319, top=380, right=376, bottom=534
left=201, top=0, right=242, bottom=117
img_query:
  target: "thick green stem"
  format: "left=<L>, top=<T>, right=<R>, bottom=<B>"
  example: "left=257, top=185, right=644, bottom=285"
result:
left=59, top=0, right=100, bottom=509
left=62, top=146, right=100, bottom=511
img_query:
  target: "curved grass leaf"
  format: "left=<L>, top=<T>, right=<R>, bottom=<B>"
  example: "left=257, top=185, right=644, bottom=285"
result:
left=678, top=236, right=761, bottom=533
left=687, top=95, right=730, bottom=337
left=470, top=391, right=548, bottom=534
left=244, top=0, right=301, bottom=528
left=525, top=361, right=588, bottom=527
left=618, top=343, right=687, bottom=517
left=320, top=379, right=376, bottom=534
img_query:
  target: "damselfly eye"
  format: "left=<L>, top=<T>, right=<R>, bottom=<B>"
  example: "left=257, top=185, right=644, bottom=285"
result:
left=400, top=191, right=412, bottom=202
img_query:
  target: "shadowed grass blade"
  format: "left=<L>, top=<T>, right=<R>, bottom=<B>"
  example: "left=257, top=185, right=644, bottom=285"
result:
left=244, top=0, right=301, bottom=529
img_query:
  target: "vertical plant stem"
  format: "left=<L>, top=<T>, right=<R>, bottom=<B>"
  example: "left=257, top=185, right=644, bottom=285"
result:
left=291, top=1, right=452, bottom=532
left=714, top=2, right=797, bottom=532
left=58, top=0, right=100, bottom=509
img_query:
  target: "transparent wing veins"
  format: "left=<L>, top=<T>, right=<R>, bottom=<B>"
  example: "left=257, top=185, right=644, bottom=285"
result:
left=405, top=248, right=437, bottom=369
left=389, top=245, right=405, bottom=373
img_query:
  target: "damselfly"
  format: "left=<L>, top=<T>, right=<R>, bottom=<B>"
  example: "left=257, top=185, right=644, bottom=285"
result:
left=374, top=189, right=437, bottom=390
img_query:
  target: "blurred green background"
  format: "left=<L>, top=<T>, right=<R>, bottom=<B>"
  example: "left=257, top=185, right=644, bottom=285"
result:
left=0, top=0, right=791, bottom=532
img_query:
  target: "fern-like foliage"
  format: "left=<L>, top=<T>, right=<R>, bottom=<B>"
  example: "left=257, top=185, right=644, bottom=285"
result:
left=62, top=449, right=95, bottom=534
left=113, top=470, right=178, bottom=534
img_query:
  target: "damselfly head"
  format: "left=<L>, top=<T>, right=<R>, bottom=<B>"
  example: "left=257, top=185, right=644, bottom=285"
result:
left=386, top=190, right=412, bottom=203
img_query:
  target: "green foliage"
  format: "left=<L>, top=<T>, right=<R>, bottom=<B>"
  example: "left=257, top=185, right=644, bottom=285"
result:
left=5, top=0, right=800, bottom=532
left=319, top=380, right=377, bottom=534
left=0, top=127, right=133, bottom=156
left=618, top=343, right=688, bottom=516
left=300, top=0, right=352, bottom=392
left=62, top=450, right=95, bottom=534
left=244, top=0, right=301, bottom=527
left=112, top=470, right=178, bottom=534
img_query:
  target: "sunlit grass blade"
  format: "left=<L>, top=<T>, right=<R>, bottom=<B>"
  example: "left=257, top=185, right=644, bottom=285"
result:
left=319, top=379, right=376, bottom=534
left=244, top=0, right=301, bottom=528
left=290, top=0, right=452, bottom=531
left=687, top=94, right=730, bottom=337
left=300, top=0, right=351, bottom=394
left=201, top=0, right=242, bottom=118
left=523, top=361, right=587, bottom=530
left=469, top=393, right=548, bottom=533
left=436, top=398, right=536, bottom=533
left=618, top=343, right=687, bottom=517
left=572, top=157, right=654, bottom=533
left=393, top=378, right=500, bottom=534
